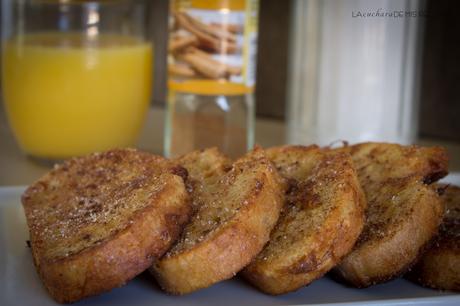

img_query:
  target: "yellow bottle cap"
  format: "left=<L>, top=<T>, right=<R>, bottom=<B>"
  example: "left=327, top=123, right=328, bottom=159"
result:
left=169, top=80, right=254, bottom=96
left=191, top=0, right=246, bottom=10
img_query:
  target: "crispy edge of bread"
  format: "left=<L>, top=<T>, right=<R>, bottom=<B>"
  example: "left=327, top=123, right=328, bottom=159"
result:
left=242, top=146, right=366, bottom=294
left=176, top=147, right=231, bottom=178
left=23, top=150, right=191, bottom=303
left=331, top=143, right=448, bottom=288
left=151, top=148, right=284, bottom=294
left=176, top=147, right=232, bottom=201
left=406, top=185, right=460, bottom=292
left=348, top=142, right=449, bottom=183
left=333, top=180, right=444, bottom=287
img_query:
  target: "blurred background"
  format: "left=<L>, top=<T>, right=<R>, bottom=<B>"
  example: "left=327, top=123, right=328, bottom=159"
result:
left=0, top=0, right=459, bottom=185
left=151, top=0, right=459, bottom=140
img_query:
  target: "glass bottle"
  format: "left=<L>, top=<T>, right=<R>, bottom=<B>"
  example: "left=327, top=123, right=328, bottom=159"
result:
left=165, top=0, right=259, bottom=158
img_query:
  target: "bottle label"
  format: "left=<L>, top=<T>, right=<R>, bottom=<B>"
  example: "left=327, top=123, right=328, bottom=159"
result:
left=168, top=0, right=259, bottom=94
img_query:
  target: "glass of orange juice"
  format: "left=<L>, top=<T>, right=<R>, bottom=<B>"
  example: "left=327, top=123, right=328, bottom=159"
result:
left=1, top=0, right=152, bottom=161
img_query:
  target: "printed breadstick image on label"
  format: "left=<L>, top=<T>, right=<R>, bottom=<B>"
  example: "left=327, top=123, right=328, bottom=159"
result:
left=168, top=0, right=258, bottom=90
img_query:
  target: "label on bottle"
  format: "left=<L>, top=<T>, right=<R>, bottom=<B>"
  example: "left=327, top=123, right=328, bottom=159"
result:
left=168, top=0, right=259, bottom=95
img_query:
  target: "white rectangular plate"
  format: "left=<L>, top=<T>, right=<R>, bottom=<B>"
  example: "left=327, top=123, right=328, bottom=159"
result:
left=1, top=174, right=459, bottom=306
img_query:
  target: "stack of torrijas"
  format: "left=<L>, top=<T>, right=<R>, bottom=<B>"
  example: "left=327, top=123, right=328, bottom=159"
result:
left=22, top=142, right=459, bottom=304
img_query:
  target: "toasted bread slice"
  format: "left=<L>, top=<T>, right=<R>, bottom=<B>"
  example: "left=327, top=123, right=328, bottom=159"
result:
left=341, top=142, right=448, bottom=184
left=241, top=145, right=365, bottom=295
left=22, top=149, right=191, bottom=303
left=151, top=147, right=284, bottom=294
left=176, top=147, right=232, bottom=209
left=332, top=142, right=448, bottom=288
left=406, top=184, right=460, bottom=291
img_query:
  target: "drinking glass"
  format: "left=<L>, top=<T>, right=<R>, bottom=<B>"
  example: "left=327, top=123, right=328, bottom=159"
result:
left=1, top=0, right=152, bottom=161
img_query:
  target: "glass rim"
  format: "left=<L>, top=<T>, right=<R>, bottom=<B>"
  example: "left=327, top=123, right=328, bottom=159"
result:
left=26, top=0, right=144, bottom=6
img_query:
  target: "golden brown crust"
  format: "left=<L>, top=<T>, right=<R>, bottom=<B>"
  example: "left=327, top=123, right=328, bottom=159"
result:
left=347, top=142, right=448, bottom=184
left=332, top=142, right=448, bottom=288
left=22, top=149, right=191, bottom=303
left=406, top=184, right=460, bottom=291
left=151, top=148, right=284, bottom=294
left=241, top=145, right=365, bottom=294
left=176, top=147, right=232, bottom=196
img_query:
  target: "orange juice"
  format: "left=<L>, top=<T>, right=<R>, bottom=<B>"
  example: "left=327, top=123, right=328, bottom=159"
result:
left=2, top=33, right=152, bottom=159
